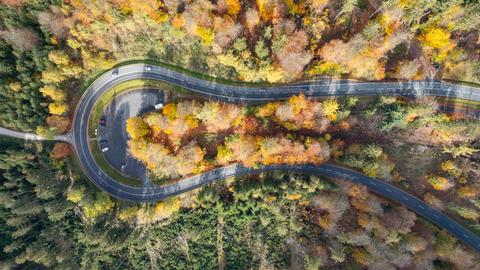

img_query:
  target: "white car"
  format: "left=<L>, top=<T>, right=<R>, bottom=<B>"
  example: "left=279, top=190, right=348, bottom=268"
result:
left=145, top=66, right=152, bottom=71
left=111, top=68, right=119, bottom=77
left=100, top=140, right=109, bottom=152
left=154, top=103, right=164, bottom=110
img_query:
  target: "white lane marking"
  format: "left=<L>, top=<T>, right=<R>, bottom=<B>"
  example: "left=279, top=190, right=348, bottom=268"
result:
left=419, top=205, right=425, bottom=209
left=403, top=196, right=409, bottom=201
left=434, top=214, right=439, bottom=219
left=386, top=188, right=393, bottom=193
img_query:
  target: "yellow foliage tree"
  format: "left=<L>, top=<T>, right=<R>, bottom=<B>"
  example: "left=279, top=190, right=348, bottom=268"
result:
left=41, top=67, right=66, bottom=84
left=162, top=103, right=177, bottom=120
left=67, top=186, right=85, bottom=203
left=216, top=144, right=234, bottom=164
left=440, top=160, right=461, bottom=177
left=457, top=186, right=478, bottom=199
left=154, top=197, right=181, bottom=218
left=286, top=193, right=302, bottom=200
left=126, top=117, right=149, bottom=140
left=83, top=192, right=115, bottom=220
left=196, top=26, right=214, bottom=46
left=48, top=50, right=70, bottom=66
left=322, top=99, right=339, bottom=121
left=420, top=27, right=451, bottom=49
left=443, top=144, right=479, bottom=158
left=428, top=176, right=454, bottom=191
left=419, top=27, right=455, bottom=62
left=40, top=85, right=67, bottom=101
left=256, top=102, right=279, bottom=117
left=288, top=94, right=309, bottom=114
left=256, top=0, right=274, bottom=21
left=48, top=102, right=68, bottom=115
left=308, top=62, right=343, bottom=76
left=9, top=82, right=21, bottom=92
left=118, top=206, right=140, bottom=221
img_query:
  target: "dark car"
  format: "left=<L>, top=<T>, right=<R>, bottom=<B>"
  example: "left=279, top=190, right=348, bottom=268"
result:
left=99, top=117, right=106, bottom=127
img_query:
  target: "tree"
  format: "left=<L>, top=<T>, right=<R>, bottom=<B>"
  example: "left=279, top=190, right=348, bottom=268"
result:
left=48, top=50, right=71, bottom=66
left=126, top=117, right=150, bottom=140
left=338, top=0, right=359, bottom=19
left=154, top=197, right=181, bottom=218
left=420, top=27, right=451, bottom=50
left=255, top=40, right=269, bottom=60
left=46, top=115, right=71, bottom=133
left=67, top=185, right=85, bottom=203
left=448, top=205, right=479, bottom=221
left=51, top=142, right=71, bottom=160
left=42, top=67, right=66, bottom=84
left=40, top=85, right=67, bottom=102
left=362, top=144, right=383, bottom=159
left=226, top=0, right=241, bottom=16
left=419, top=26, right=455, bottom=62
left=36, top=126, right=58, bottom=139
left=82, top=192, right=115, bottom=220
left=256, top=0, right=275, bottom=21
left=244, top=8, right=260, bottom=32
left=37, top=6, right=69, bottom=39
left=0, top=27, right=39, bottom=51
left=428, top=176, right=454, bottom=191
left=274, top=30, right=312, bottom=79
left=322, top=99, right=339, bottom=121
left=48, top=102, right=68, bottom=115
left=443, top=144, right=479, bottom=158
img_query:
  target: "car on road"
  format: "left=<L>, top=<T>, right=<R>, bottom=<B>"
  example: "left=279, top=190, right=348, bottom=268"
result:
left=99, top=140, right=109, bottom=152
left=111, top=68, right=119, bottom=77
left=145, top=66, right=152, bottom=71
left=154, top=103, right=163, bottom=110
left=120, top=162, right=127, bottom=170
left=99, top=117, right=106, bottom=127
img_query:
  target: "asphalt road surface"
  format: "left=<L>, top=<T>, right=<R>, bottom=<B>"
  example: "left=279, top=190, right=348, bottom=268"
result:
left=2, top=63, right=480, bottom=252
left=0, top=127, right=70, bottom=142
left=99, top=89, right=164, bottom=182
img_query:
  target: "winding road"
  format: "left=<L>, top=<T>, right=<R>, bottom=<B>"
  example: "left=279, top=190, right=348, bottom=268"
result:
left=1, top=63, right=480, bottom=252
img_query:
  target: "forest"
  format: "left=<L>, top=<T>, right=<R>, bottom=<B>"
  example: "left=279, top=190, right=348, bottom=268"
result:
left=126, top=93, right=480, bottom=235
left=2, top=136, right=480, bottom=269
left=126, top=94, right=341, bottom=178
left=1, top=0, right=479, bottom=134
left=1, top=0, right=480, bottom=269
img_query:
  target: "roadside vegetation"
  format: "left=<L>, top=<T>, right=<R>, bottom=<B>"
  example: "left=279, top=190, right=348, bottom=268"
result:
left=126, top=94, right=350, bottom=178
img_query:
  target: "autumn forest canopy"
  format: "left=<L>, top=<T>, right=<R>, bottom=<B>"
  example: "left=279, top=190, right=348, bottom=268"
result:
left=1, top=0, right=480, bottom=269
left=1, top=0, right=480, bottom=135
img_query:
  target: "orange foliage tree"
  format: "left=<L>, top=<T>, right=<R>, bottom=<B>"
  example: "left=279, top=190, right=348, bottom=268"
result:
left=51, top=142, right=71, bottom=160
